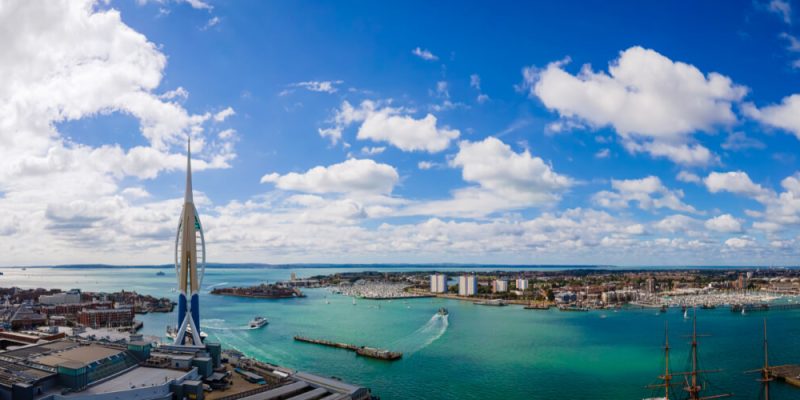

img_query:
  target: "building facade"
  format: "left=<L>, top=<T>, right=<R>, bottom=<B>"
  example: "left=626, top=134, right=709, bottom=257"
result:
left=515, top=278, right=528, bottom=291
left=492, top=279, right=508, bottom=293
left=458, top=275, right=477, bottom=296
left=429, top=274, right=447, bottom=293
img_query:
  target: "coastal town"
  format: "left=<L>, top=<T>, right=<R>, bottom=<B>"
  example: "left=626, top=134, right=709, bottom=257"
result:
left=300, top=268, right=800, bottom=311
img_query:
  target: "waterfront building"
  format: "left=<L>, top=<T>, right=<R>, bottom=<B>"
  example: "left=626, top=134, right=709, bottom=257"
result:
left=38, top=289, right=81, bottom=305
left=174, top=139, right=206, bottom=347
left=430, top=274, right=447, bottom=293
left=77, top=308, right=135, bottom=329
left=515, top=278, right=528, bottom=291
left=646, top=278, right=656, bottom=294
left=492, top=279, right=508, bottom=293
left=458, top=275, right=477, bottom=296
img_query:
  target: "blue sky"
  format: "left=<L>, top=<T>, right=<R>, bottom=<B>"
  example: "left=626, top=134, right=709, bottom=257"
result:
left=1, top=0, right=800, bottom=266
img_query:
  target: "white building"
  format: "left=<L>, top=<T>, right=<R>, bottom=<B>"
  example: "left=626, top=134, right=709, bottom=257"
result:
left=515, top=279, right=529, bottom=291
left=458, top=275, right=477, bottom=296
left=429, top=274, right=447, bottom=293
left=39, top=289, right=81, bottom=305
left=493, top=279, right=508, bottom=293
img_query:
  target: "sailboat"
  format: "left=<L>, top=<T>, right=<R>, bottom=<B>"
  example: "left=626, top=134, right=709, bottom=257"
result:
left=684, top=308, right=689, bottom=319
left=352, top=297, right=356, bottom=306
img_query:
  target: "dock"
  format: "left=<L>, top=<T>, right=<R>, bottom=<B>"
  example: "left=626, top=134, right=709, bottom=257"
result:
left=730, top=303, right=800, bottom=312
left=293, top=336, right=402, bottom=361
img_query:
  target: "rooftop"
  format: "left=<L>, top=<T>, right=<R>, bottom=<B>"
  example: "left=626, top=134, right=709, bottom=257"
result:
left=34, top=344, right=123, bottom=367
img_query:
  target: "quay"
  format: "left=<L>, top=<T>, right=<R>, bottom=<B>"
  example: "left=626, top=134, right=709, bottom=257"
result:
left=730, top=303, right=800, bottom=312
left=293, top=336, right=403, bottom=361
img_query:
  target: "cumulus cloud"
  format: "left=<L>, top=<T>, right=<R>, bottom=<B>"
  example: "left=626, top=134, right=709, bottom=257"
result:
left=412, top=47, right=438, bottom=61
left=704, top=171, right=771, bottom=199
left=725, top=236, right=754, bottom=249
left=523, top=46, right=747, bottom=165
left=0, top=0, right=236, bottom=263
left=404, top=137, right=572, bottom=217
left=705, top=214, right=743, bottom=233
left=677, top=171, right=701, bottom=183
left=743, top=95, right=800, bottom=139
left=593, top=176, right=698, bottom=213
left=320, top=100, right=460, bottom=152
left=261, top=158, right=399, bottom=195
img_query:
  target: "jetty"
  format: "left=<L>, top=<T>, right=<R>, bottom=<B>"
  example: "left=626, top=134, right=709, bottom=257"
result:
left=293, top=336, right=403, bottom=361
left=731, top=303, right=800, bottom=312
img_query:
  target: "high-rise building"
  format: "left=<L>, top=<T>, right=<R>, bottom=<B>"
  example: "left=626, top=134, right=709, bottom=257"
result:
left=492, top=279, right=508, bottom=293
left=515, top=278, right=529, bottom=291
left=646, top=278, right=656, bottom=294
left=458, top=275, right=477, bottom=296
left=174, top=139, right=206, bottom=347
left=430, top=274, right=447, bottom=293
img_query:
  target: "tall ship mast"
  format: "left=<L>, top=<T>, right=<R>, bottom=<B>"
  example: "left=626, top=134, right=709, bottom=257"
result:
left=645, top=322, right=672, bottom=400
left=678, top=312, right=731, bottom=400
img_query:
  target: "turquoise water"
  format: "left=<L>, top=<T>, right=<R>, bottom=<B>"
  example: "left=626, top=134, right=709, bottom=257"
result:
left=6, top=266, right=800, bottom=399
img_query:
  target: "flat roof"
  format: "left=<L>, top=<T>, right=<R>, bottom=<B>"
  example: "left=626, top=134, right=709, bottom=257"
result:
left=2, top=340, right=79, bottom=360
left=74, top=367, right=189, bottom=395
left=34, top=344, right=122, bottom=367
left=242, top=381, right=309, bottom=400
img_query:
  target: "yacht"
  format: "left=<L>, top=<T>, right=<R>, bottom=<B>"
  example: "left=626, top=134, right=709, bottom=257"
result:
left=249, top=316, right=268, bottom=329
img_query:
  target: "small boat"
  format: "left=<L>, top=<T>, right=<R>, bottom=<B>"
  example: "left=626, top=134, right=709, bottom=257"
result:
left=166, top=325, right=208, bottom=342
left=741, top=308, right=747, bottom=316
left=249, top=316, right=268, bottom=329
left=352, top=298, right=356, bottom=306
left=156, top=271, right=166, bottom=276
left=437, top=307, right=448, bottom=316
left=683, top=309, right=689, bottom=319
left=659, top=305, right=667, bottom=313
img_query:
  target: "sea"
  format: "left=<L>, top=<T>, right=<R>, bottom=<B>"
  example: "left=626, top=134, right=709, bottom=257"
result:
left=5, top=265, right=800, bottom=400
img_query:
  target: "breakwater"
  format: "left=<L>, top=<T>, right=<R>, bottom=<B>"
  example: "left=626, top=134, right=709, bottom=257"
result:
left=293, top=336, right=403, bottom=361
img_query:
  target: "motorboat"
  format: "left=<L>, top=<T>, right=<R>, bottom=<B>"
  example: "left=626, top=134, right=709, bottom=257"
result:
left=249, top=316, right=268, bottom=329
left=437, top=307, right=448, bottom=316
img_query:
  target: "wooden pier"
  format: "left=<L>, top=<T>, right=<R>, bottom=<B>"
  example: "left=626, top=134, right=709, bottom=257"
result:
left=293, top=336, right=402, bottom=361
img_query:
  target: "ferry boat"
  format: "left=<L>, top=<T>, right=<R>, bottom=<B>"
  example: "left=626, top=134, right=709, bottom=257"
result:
left=249, top=316, right=268, bottom=329
left=437, top=307, right=448, bottom=316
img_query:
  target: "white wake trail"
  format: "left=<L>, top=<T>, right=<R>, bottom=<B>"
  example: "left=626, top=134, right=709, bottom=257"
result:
left=393, top=313, right=449, bottom=355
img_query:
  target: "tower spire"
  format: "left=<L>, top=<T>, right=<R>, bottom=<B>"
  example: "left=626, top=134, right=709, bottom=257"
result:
left=185, top=137, right=193, bottom=204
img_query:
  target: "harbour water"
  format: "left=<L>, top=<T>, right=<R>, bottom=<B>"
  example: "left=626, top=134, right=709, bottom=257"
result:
left=6, top=266, right=800, bottom=399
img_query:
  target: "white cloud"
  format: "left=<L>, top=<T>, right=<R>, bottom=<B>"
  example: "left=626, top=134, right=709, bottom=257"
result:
left=593, top=176, right=698, bottom=213
left=213, top=107, right=235, bottom=122
left=261, top=158, right=399, bottom=195
left=360, top=146, right=386, bottom=156
left=721, top=131, right=765, bottom=151
left=743, top=95, right=800, bottom=139
left=677, top=171, right=701, bottom=183
left=704, top=171, right=771, bottom=199
left=417, top=161, right=438, bottom=170
left=594, top=148, right=610, bottom=159
left=524, top=46, right=747, bottom=165
left=705, top=214, right=742, bottom=233
left=412, top=47, right=438, bottom=61
left=202, top=16, right=220, bottom=30
left=160, top=87, right=189, bottom=100
left=283, top=80, right=343, bottom=95
left=321, top=100, right=460, bottom=152
left=725, top=236, right=754, bottom=249
left=769, top=0, right=792, bottom=24
left=654, top=214, right=699, bottom=233
left=470, top=74, right=490, bottom=103
left=404, top=137, right=572, bottom=217
left=0, top=0, right=236, bottom=264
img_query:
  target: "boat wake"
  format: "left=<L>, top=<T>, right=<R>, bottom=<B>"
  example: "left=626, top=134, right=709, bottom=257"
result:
left=200, top=318, right=251, bottom=331
left=204, top=282, right=229, bottom=291
left=393, top=313, right=449, bottom=355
